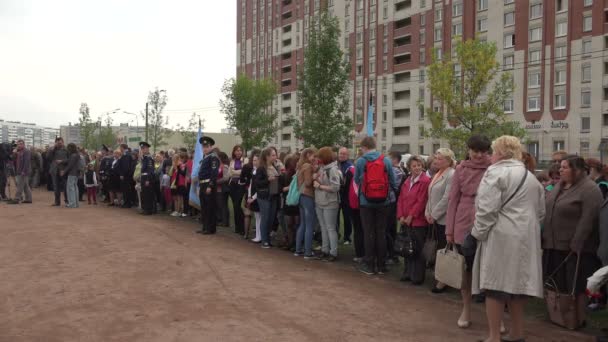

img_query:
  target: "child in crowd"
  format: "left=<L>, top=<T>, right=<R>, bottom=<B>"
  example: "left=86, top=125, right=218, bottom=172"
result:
left=84, top=163, right=98, bottom=205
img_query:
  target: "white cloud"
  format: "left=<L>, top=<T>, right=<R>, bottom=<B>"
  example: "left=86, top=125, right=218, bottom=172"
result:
left=0, top=0, right=235, bottom=133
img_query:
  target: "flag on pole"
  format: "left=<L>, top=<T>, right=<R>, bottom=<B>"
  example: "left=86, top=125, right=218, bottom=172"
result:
left=188, top=126, right=203, bottom=209
left=366, top=94, right=374, bottom=137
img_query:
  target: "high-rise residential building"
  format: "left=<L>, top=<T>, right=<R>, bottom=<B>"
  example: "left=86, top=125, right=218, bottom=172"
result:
left=0, top=120, right=59, bottom=147
left=238, top=0, right=608, bottom=162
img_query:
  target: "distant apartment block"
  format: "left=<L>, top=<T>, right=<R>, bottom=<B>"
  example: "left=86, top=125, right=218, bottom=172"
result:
left=0, top=120, right=59, bottom=147
left=237, top=0, right=608, bottom=161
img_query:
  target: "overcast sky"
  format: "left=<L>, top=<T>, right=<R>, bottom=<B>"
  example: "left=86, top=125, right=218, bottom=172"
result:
left=0, top=0, right=234, bottom=132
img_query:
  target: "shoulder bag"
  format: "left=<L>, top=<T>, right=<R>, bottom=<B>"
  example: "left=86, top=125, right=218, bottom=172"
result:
left=544, top=252, right=584, bottom=330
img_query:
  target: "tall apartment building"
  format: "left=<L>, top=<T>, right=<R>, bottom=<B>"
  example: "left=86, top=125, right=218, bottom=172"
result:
left=0, top=120, right=59, bottom=147
left=237, top=0, right=608, bottom=162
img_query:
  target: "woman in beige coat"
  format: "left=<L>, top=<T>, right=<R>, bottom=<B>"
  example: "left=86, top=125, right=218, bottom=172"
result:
left=471, top=136, right=545, bottom=342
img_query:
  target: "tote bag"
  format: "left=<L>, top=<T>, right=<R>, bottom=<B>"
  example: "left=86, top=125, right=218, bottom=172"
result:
left=435, top=244, right=465, bottom=289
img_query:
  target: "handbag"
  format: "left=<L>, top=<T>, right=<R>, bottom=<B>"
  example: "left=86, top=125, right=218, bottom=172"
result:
left=544, top=252, right=584, bottom=330
left=435, top=244, right=465, bottom=289
left=422, top=224, right=438, bottom=266
left=394, top=225, right=417, bottom=258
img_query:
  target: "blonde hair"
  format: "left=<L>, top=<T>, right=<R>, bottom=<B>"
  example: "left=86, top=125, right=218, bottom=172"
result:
left=114, top=149, right=122, bottom=156
left=492, top=135, right=523, bottom=161
left=434, top=148, right=455, bottom=167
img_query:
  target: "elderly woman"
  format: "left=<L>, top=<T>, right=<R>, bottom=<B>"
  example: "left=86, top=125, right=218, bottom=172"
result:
left=471, top=136, right=545, bottom=342
left=543, top=155, right=603, bottom=328
left=426, top=147, right=455, bottom=293
left=445, top=135, right=492, bottom=328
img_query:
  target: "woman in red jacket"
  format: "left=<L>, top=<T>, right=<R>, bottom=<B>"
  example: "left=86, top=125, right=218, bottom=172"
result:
left=397, top=155, right=431, bottom=285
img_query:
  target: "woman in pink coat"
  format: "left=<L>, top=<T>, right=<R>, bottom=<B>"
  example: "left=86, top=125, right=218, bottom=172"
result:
left=397, top=155, right=431, bottom=285
left=445, top=135, right=492, bottom=329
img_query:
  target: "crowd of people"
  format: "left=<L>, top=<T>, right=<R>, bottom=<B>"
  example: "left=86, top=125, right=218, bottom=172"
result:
left=2, top=134, right=608, bottom=342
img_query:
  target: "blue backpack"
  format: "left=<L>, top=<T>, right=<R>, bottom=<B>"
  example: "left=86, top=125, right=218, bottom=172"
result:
left=286, top=174, right=301, bottom=206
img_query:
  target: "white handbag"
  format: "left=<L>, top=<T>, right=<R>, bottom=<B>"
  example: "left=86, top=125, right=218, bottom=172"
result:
left=434, top=244, right=465, bottom=290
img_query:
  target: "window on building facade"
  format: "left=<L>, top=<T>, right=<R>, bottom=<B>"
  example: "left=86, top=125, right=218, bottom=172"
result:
left=556, top=22, right=568, bottom=37
left=434, top=28, right=442, bottom=41
left=504, top=12, right=515, bottom=27
left=582, top=64, right=592, bottom=82
left=584, top=0, right=593, bottom=6
left=504, top=34, right=515, bottom=48
left=555, top=45, right=567, bottom=60
left=452, top=2, right=462, bottom=17
left=527, top=141, right=539, bottom=159
left=530, top=4, right=543, bottom=19
left=529, top=27, right=542, bottom=42
left=603, top=113, right=608, bottom=126
left=420, top=13, right=426, bottom=26
left=435, top=8, right=442, bottom=22
left=382, top=111, right=387, bottom=122
left=478, top=0, right=488, bottom=11
left=528, top=96, right=541, bottom=111
left=503, top=55, right=514, bottom=69
left=528, top=71, right=541, bottom=88
left=529, top=49, right=541, bottom=65
left=419, top=50, right=426, bottom=64
left=477, top=18, right=487, bottom=32
left=556, top=0, right=566, bottom=12
left=420, top=30, right=426, bottom=44
left=583, top=16, right=592, bottom=32
left=504, top=0, right=514, bottom=3
left=419, top=69, right=426, bottom=82
left=553, top=140, right=565, bottom=151
left=581, top=117, right=591, bottom=132
left=504, top=98, right=514, bottom=113
left=554, top=94, right=566, bottom=109
left=582, top=40, right=592, bottom=55
left=581, top=90, right=591, bottom=107
left=435, top=48, right=442, bottom=60
left=452, top=23, right=462, bottom=37
left=555, top=69, right=566, bottom=85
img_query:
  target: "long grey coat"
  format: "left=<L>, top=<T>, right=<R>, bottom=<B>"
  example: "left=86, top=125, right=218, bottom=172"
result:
left=471, top=159, right=545, bottom=298
left=425, top=167, right=455, bottom=225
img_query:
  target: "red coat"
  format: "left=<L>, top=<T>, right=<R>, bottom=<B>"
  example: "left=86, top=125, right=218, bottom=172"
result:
left=397, top=173, right=431, bottom=227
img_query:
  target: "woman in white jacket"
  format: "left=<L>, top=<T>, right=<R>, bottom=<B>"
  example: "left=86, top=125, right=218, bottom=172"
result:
left=471, top=136, right=545, bottom=342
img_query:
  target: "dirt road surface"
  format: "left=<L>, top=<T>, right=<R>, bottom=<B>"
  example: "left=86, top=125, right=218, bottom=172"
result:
left=0, top=190, right=592, bottom=342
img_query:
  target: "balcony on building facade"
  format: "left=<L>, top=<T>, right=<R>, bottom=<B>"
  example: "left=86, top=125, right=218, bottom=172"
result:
left=394, top=18, right=412, bottom=38
left=395, top=0, right=412, bottom=12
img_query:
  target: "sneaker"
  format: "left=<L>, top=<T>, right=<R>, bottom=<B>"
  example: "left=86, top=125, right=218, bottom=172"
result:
left=294, top=252, right=304, bottom=257
left=251, top=239, right=261, bottom=243
left=325, top=255, right=337, bottom=262
left=343, top=240, right=351, bottom=245
left=261, top=242, right=271, bottom=249
left=303, top=254, right=316, bottom=260
left=170, top=212, right=180, bottom=217
left=181, top=213, right=188, bottom=217
left=353, top=257, right=363, bottom=264
left=357, top=264, right=376, bottom=275
left=377, top=267, right=388, bottom=275
left=313, top=245, right=322, bottom=251
left=316, top=253, right=328, bottom=261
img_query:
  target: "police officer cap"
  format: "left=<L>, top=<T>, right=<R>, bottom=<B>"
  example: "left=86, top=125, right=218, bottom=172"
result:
left=199, top=136, right=215, bottom=146
left=139, top=141, right=151, bottom=148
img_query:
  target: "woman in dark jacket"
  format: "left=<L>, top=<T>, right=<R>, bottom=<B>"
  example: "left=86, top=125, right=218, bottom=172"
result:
left=62, top=143, right=81, bottom=208
left=280, top=155, right=299, bottom=251
left=254, top=147, right=280, bottom=249
left=241, top=150, right=260, bottom=240
left=543, top=155, right=603, bottom=326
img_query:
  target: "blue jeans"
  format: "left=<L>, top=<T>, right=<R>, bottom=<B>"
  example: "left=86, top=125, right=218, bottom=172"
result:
left=258, top=196, right=278, bottom=244
left=66, top=175, right=79, bottom=208
left=296, top=195, right=316, bottom=256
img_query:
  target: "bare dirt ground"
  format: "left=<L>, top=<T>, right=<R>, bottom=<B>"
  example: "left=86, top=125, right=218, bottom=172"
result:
left=0, top=189, right=593, bottom=342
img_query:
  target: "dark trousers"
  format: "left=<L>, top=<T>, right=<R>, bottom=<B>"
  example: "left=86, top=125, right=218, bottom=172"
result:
left=154, top=180, right=162, bottom=210
left=52, top=172, right=67, bottom=205
left=141, top=181, right=156, bottom=214
left=77, top=178, right=85, bottom=200
left=216, top=190, right=229, bottom=226
left=360, top=206, right=389, bottom=270
left=0, top=168, right=6, bottom=199
left=435, top=224, right=447, bottom=251
left=120, top=177, right=133, bottom=206
left=406, top=226, right=428, bottom=284
left=200, top=185, right=217, bottom=233
left=338, top=199, right=353, bottom=241
left=386, top=202, right=398, bottom=260
left=229, top=182, right=245, bottom=234
left=352, top=208, right=365, bottom=258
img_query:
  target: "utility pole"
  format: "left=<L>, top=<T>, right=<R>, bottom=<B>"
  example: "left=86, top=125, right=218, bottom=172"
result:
left=145, top=102, right=149, bottom=142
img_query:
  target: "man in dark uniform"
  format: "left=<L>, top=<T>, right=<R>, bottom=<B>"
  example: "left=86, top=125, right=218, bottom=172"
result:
left=197, top=136, right=220, bottom=235
left=139, top=142, right=156, bottom=215
left=118, top=144, right=133, bottom=208
left=99, top=145, right=113, bottom=203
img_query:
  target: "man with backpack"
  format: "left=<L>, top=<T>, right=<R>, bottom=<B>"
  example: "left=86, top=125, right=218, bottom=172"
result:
left=354, top=137, right=396, bottom=275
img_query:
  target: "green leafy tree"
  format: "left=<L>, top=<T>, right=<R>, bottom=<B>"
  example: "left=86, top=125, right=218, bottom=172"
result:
left=78, top=103, right=97, bottom=150
left=176, top=112, right=204, bottom=149
left=97, top=113, right=117, bottom=148
left=294, top=11, right=352, bottom=148
left=220, top=75, right=278, bottom=151
left=426, top=38, right=526, bottom=158
left=143, top=88, right=169, bottom=152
